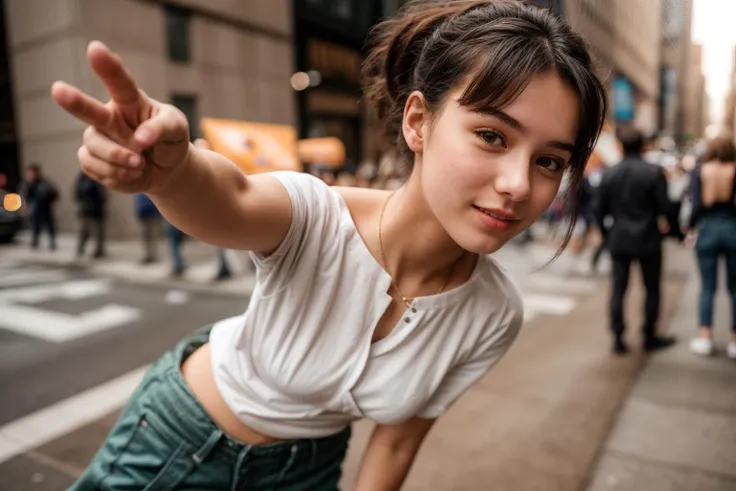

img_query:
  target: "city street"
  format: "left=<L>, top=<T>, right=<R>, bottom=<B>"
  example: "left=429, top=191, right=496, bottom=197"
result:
left=0, top=241, right=692, bottom=490
left=3, top=0, right=735, bottom=489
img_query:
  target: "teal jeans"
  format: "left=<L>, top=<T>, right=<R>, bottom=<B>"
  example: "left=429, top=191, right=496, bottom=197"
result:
left=68, top=329, right=351, bottom=490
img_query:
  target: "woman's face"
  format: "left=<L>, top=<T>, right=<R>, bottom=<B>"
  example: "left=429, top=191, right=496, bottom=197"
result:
left=408, top=71, right=580, bottom=254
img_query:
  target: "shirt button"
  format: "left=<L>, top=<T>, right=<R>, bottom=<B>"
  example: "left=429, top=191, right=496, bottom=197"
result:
left=404, top=317, right=411, bottom=323
left=411, top=308, right=417, bottom=313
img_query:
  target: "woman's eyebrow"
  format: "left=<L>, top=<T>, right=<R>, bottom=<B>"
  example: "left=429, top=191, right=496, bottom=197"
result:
left=472, top=108, right=575, bottom=153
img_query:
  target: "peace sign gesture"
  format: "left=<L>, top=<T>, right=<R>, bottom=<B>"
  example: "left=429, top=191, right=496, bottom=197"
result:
left=52, top=41, right=191, bottom=194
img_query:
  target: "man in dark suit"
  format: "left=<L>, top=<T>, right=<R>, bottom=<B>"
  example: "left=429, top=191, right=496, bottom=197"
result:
left=595, top=127, right=682, bottom=354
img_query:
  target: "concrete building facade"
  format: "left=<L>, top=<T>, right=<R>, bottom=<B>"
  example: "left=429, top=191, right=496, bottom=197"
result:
left=683, top=43, right=708, bottom=141
left=563, top=0, right=662, bottom=137
left=3, top=0, right=294, bottom=237
left=721, top=47, right=736, bottom=139
left=660, top=0, right=694, bottom=142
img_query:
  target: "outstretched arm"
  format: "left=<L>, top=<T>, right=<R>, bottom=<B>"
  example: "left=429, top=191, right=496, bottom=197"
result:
left=52, top=41, right=292, bottom=253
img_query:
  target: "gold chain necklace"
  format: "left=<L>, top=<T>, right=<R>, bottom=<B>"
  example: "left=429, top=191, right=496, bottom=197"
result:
left=377, top=191, right=465, bottom=309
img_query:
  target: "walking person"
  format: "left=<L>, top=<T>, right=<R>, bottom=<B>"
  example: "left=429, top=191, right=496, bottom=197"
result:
left=193, top=138, right=234, bottom=281
left=135, top=192, right=161, bottom=264
left=74, top=170, right=107, bottom=258
left=164, top=219, right=187, bottom=278
left=687, top=135, right=736, bottom=359
left=19, top=163, right=58, bottom=251
left=595, top=127, right=682, bottom=355
left=52, top=1, right=606, bottom=488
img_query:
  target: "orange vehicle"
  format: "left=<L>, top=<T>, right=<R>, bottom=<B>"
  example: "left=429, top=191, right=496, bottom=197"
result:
left=200, top=118, right=301, bottom=175
left=199, top=118, right=346, bottom=174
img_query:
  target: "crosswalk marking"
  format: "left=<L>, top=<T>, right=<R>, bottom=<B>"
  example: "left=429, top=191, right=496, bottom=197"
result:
left=0, top=303, right=142, bottom=342
left=0, top=277, right=143, bottom=342
left=0, top=279, right=113, bottom=303
left=0, top=268, right=69, bottom=288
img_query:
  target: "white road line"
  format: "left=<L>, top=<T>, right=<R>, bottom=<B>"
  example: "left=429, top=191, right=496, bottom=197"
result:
left=0, top=366, right=148, bottom=464
left=0, top=279, right=113, bottom=303
left=0, top=270, right=69, bottom=288
left=0, top=304, right=142, bottom=342
left=0, top=279, right=143, bottom=342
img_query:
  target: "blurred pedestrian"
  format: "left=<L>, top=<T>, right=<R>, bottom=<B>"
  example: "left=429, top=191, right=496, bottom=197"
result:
left=595, top=127, right=682, bottom=355
left=74, top=170, right=107, bottom=258
left=134, top=193, right=161, bottom=264
left=164, top=220, right=187, bottom=277
left=194, top=138, right=234, bottom=281
left=54, top=2, right=607, bottom=487
left=19, top=163, right=58, bottom=251
left=687, top=135, right=736, bottom=359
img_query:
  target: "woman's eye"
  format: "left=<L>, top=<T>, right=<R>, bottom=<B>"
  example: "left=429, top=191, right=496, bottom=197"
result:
left=537, top=156, right=566, bottom=172
left=476, top=130, right=507, bottom=148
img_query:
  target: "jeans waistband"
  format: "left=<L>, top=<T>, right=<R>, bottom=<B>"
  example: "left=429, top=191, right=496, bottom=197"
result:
left=143, top=328, right=351, bottom=464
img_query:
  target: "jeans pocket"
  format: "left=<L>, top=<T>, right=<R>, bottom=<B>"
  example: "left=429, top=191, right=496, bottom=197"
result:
left=102, top=413, right=195, bottom=491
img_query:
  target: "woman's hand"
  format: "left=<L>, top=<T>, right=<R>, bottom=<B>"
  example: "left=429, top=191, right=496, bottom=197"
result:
left=684, top=229, right=698, bottom=248
left=51, top=41, right=191, bottom=194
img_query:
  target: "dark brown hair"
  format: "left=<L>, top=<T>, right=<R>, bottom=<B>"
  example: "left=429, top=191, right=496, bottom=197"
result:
left=704, top=135, right=736, bottom=163
left=362, top=0, right=607, bottom=254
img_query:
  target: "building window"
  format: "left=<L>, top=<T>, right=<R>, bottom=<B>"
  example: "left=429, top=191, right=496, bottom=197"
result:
left=166, top=5, right=191, bottom=63
left=171, top=94, right=198, bottom=141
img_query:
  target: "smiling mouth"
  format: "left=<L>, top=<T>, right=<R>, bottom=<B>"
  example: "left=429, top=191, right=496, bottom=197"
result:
left=472, top=205, right=520, bottom=222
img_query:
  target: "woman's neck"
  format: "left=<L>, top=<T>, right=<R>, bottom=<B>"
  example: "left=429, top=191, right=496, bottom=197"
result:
left=376, top=172, right=474, bottom=290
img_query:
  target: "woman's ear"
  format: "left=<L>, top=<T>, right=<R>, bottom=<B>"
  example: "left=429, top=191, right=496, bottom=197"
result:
left=402, top=91, right=428, bottom=154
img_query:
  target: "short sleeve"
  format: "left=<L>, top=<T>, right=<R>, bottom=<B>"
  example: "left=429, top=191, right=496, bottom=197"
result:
left=249, top=171, right=339, bottom=290
left=417, top=289, right=524, bottom=420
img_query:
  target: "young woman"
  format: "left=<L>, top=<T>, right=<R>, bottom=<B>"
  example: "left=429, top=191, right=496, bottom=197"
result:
left=688, top=135, right=736, bottom=359
left=52, top=1, right=605, bottom=489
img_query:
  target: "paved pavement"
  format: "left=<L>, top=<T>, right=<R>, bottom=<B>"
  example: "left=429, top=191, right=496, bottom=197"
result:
left=586, top=247, right=736, bottom=491
left=0, top=236, right=703, bottom=490
left=1, top=231, right=258, bottom=296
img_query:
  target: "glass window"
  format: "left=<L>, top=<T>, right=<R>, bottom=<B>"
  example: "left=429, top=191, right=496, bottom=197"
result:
left=171, top=94, right=198, bottom=141
left=166, top=6, right=191, bottom=63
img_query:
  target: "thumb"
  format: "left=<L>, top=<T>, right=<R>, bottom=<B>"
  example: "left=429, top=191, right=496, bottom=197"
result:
left=133, top=104, right=189, bottom=149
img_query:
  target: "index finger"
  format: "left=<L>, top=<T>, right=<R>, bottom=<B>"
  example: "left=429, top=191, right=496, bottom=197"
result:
left=87, top=41, right=140, bottom=106
left=51, top=81, right=111, bottom=128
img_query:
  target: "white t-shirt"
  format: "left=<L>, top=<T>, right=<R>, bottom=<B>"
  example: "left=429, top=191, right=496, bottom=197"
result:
left=209, top=171, right=524, bottom=439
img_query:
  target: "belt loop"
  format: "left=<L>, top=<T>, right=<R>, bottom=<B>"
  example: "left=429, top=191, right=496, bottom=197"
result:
left=230, top=446, right=252, bottom=491
left=192, top=429, right=223, bottom=465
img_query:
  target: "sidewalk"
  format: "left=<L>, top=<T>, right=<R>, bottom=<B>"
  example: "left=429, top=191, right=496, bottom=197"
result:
left=0, top=231, right=257, bottom=296
left=587, top=247, right=736, bottom=490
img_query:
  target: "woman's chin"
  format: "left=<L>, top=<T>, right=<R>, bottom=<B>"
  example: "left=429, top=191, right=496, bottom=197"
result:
left=455, top=233, right=512, bottom=255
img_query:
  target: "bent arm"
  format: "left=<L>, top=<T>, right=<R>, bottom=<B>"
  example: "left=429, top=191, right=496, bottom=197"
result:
left=688, top=166, right=702, bottom=230
left=653, top=168, right=682, bottom=238
left=354, top=418, right=435, bottom=491
left=593, top=175, right=609, bottom=235
left=147, top=146, right=293, bottom=253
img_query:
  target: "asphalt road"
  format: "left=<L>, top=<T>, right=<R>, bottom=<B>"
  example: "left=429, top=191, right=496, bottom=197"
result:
left=0, top=262, right=248, bottom=424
